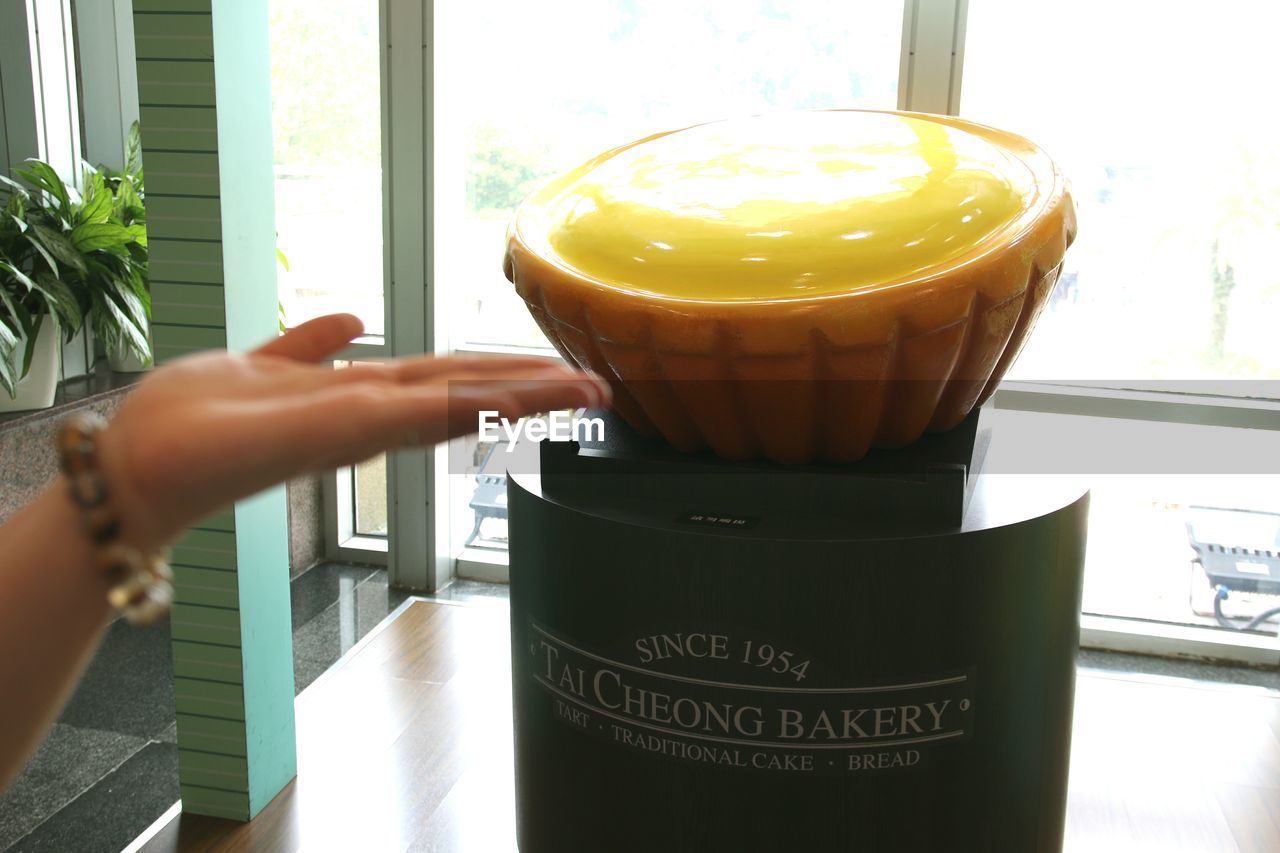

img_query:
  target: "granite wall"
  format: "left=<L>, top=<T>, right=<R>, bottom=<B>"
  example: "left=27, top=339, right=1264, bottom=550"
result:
left=0, top=371, right=323, bottom=577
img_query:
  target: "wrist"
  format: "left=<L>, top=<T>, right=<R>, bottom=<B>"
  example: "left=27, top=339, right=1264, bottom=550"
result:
left=92, top=419, right=169, bottom=554
left=56, top=413, right=174, bottom=625
left=40, top=481, right=114, bottom=598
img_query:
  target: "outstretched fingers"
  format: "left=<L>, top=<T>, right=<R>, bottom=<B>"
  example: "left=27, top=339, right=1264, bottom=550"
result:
left=284, top=370, right=609, bottom=469
left=255, top=313, right=365, bottom=363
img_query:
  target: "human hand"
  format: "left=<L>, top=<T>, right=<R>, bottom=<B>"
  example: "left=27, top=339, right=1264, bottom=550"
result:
left=94, top=313, right=609, bottom=551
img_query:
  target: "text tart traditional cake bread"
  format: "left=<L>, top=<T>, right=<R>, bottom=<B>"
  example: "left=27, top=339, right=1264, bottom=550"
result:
left=504, top=110, right=1076, bottom=464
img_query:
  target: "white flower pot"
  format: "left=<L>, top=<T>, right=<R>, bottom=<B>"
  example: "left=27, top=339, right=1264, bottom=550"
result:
left=0, top=315, right=61, bottom=413
left=107, top=327, right=154, bottom=373
left=61, top=324, right=95, bottom=380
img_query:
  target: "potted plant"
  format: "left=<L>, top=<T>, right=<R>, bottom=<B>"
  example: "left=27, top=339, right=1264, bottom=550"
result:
left=0, top=131, right=151, bottom=410
left=97, top=122, right=152, bottom=373
left=0, top=165, right=86, bottom=412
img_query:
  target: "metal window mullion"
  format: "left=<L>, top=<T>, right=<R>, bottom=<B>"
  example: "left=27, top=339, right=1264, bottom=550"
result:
left=897, top=0, right=968, bottom=115
left=380, top=0, right=444, bottom=591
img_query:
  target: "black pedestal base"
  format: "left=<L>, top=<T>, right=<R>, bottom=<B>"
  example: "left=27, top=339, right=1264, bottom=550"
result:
left=508, top=450, right=1087, bottom=852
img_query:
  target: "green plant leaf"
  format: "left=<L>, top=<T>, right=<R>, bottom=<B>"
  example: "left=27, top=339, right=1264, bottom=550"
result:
left=22, top=232, right=58, bottom=278
left=18, top=310, right=44, bottom=381
left=16, top=160, right=71, bottom=218
left=70, top=221, right=132, bottom=254
left=126, top=121, right=143, bottom=176
left=0, top=174, right=30, bottom=200
left=0, top=345, right=16, bottom=399
left=126, top=263, right=152, bottom=320
left=30, top=222, right=87, bottom=275
left=36, top=272, right=83, bottom=338
left=115, top=177, right=144, bottom=219
left=77, top=171, right=113, bottom=226
left=94, top=287, right=149, bottom=363
left=125, top=222, right=148, bottom=248
left=0, top=286, right=20, bottom=398
left=0, top=287, right=22, bottom=345
left=113, top=278, right=149, bottom=334
left=0, top=258, right=37, bottom=294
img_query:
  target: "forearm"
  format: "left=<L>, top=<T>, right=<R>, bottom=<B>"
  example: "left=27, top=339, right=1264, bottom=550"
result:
left=0, top=478, right=114, bottom=792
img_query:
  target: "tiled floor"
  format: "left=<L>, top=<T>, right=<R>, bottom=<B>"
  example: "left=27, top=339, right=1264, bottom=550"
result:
left=0, top=563, right=505, bottom=853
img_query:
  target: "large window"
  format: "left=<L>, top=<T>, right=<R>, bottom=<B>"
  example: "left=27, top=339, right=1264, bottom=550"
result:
left=963, top=0, right=1280, bottom=658
left=962, top=0, right=1280, bottom=383
left=434, top=0, right=904, bottom=353
left=270, top=1, right=388, bottom=563
left=269, top=0, right=384, bottom=336
left=364, top=1, right=1280, bottom=664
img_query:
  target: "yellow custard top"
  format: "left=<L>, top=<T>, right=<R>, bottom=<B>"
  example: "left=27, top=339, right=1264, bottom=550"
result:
left=516, top=111, right=1040, bottom=301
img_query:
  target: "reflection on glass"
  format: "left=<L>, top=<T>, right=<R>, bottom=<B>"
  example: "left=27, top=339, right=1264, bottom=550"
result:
left=963, top=0, right=1280, bottom=382
left=269, top=0, right=384, bottom=335
left=435, top=0, right=903, bottom=350
left=449, top=433, right=510, bottom=556
left=354, top=452, right=388, bottom=537
left=334, top=362, right=389, bottom=539
left=1082, top=474, right=1280, bottom=635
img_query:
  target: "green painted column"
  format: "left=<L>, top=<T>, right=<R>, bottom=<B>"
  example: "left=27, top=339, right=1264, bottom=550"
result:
left=134, top=0, right=296, bottom=820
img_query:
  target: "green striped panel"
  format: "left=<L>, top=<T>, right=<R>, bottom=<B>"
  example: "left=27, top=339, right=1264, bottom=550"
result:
left=172, top=639, right=243, bottom=683
left=194, top=508, right=236, bottom=532
left=172, top=529, right=237, bottom=571
left=148, top=239, right=222, bottom=285
left=152, top=327, right=226, bottom=364
left=146, top=197, right=221, bottom=241
left=134, top=14, right=214, bottom=61
left=178, top=786, right=248, bottom=822
left=151, top=281, right=226, bottom=327
left=139, top=0, right=296, bottom=821
left=137, top=59, right=216, bottom=107
left=153, top=338, right=216, bottom=364
left=172, top=567, right=239, bottom=610
left=143, top=151, right=219, bottom=195
left=178, top=750, right=249, bottom=791
left=152, top=324, right=225, bottom=350
left=173, top=677, right=245, bottom=719
left=135, top=0, right=211, bottom=12
left=176, top=714, right=249, bottom=757
left=170, top=603, right=242, bottom=647
left=138, top=105, right=218, bottom=152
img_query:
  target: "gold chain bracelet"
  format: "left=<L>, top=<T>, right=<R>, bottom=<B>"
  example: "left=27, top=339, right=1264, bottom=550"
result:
left=56, top=412, right=174, bottom=626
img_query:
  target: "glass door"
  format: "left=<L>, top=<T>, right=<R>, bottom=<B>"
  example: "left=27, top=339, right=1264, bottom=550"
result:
left=269, top=0, right=389, bottom=563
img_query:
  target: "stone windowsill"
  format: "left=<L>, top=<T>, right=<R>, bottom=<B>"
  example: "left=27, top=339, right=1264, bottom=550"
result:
left=0, top=360, right=143, bottom=434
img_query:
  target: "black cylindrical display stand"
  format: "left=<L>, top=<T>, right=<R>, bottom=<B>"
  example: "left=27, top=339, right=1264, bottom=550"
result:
left=507, top=418, right=1088, bottom=853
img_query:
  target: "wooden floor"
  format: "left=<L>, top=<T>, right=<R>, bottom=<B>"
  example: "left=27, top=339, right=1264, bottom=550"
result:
left=136, top=600, right=1280, bottom=853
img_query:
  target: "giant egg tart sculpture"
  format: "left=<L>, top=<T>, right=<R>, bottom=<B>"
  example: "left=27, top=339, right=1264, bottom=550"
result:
left=504, top=110, right=1076, bottom=464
